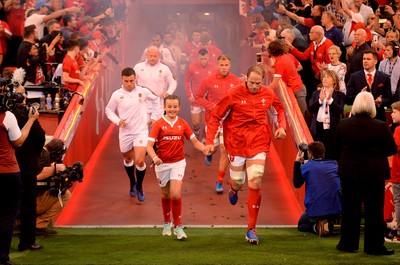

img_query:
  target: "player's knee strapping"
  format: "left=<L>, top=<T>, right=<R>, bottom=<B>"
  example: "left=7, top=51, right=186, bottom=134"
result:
left=246, top=164, right=264, bottom=181
left=230, top=170, right=246, bottom=185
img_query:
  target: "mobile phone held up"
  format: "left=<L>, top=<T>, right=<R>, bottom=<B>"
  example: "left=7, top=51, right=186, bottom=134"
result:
left=256, top=53, right=262, bottom=64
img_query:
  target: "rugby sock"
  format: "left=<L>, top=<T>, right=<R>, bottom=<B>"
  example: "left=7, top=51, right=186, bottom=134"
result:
left=247, top=187, right=261, bottom=230
left=172, top=198, right=182, bottom=228
left=135, top=164, right=146, bottom=191
left=217, top=170, right=225, bottom=183
left=161, top=197, right=172, bottom=223
left=123, top=160, right=135, bottom=190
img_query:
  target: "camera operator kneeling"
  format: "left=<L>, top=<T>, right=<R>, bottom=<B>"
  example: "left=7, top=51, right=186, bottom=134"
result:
left=293, top=141, right=342, bottom=237
left=36, top=139, right=71, bottom=236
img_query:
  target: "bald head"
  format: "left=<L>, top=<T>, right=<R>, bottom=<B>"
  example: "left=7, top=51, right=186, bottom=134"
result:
left=354, top=29, right=366, bottom=45
left=146, top=45, right=160, bottom=66
left=310, top=26, right=325, bottom=42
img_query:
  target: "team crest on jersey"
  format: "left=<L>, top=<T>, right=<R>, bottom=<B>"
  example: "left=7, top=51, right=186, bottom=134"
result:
left=162, top=126, right=168, bottom=131
left=208, top=71, right=212, bottom=75
left=120, top=96, right=124, bottom=100
left=241, top=100, right=247, bottom=104
left=195, top=71, right=199, bottom=74
left=138, top=93, right=142, bottom=102
left=178, top=125, right=182, bottom=130
left=261, top=98, right=266, bottom=106
left=214, top=85, right=219, bottom=88
left=229, top=155, right=235, bottom=163
left=230, top=83, right=235, bottom=88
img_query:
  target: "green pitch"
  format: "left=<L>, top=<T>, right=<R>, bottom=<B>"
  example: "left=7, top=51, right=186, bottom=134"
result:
left=10, top=227, right=400, bottom=265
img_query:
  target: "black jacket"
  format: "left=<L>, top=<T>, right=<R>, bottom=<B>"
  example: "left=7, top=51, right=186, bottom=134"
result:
left=335, top=114, right=396, bottom=181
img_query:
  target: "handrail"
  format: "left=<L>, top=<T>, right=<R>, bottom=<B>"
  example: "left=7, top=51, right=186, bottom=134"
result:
left=53, top=64, right=101, bottom=148
left=51, top=22, right=127, bottom=166
left=265, top=57, right=313, bottom=210
left=266, top=58, right=313, bottom=148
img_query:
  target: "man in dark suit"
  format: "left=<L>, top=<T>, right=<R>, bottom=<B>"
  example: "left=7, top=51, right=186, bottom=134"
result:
left=346, top=50, right=392, bottom=121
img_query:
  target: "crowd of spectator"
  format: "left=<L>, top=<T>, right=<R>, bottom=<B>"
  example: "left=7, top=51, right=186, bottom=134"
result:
left=3, top=0, right=400, bottom=261
left=0, top=0, right=129, bottom=90
left=241, top=0, right=400, bottom=154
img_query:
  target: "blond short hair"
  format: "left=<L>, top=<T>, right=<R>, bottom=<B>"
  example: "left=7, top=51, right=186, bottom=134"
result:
left=328, top=45, right=342, bottom=56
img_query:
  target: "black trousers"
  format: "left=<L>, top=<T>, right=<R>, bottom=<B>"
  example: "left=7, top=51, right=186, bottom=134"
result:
left=18, top=171, right=38, bottom=248
left=339, top=177, right=386, bottom=252
left=0, top=172, right=22, bottom=263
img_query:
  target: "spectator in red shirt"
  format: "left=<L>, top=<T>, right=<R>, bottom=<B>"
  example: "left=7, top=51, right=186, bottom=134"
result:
left=62, top=39, right=84, bottom=92
left=79, top=16, right=102, bottom=37
left=265, top=40, right=307, bottom=116
left=0, top=20, right=12, bottom=69
left=287, top=25, right=334, bottom=92
left=4, top=0, right=26, bottom=67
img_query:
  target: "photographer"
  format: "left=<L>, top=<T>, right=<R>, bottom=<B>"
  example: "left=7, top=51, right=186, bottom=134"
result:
left=35, top=138, right=71, bottom=236
left=0, top=86, right=39, bottom=265
left=293, top=141, right=342, bottom=237
left=13, top=86, right=46, bottom=252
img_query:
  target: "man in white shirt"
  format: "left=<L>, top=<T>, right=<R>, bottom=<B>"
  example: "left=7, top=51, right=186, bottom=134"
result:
left=338, top=0, right=364, bottom=46
left=134, top=46, right=177, bottom=117
left=25, top=0, right=80, bottom=40
left=353, top=0, right=374, bottom=26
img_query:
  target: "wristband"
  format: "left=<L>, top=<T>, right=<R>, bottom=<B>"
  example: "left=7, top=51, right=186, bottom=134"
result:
left=152, top=156, right=158, bottom=161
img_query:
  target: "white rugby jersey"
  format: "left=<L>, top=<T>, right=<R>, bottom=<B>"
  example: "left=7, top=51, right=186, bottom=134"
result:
left=133, top=60, right=177, bottom=97
left=105, top=85, right=160, bottom=134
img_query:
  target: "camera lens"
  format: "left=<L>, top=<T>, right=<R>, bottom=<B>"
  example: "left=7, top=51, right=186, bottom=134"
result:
left=299, top=143, right=308, bottom=160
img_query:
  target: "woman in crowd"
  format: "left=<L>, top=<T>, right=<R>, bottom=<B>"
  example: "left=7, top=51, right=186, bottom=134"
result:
left=308, top=70, right=345, bottom=160
left=372, top=29, right=400, bottom=60
left=318, top=45, right=347, bottom=94
left=335, top=92, right=397, bottom=255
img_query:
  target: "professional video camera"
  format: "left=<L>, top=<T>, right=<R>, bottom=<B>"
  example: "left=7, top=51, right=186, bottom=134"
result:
left=299, top=143, right=309, bottom=160
left=49, top=162, right=84, bottom=196
left=60, top=90, right=84, bottom=108
left=0, top=78, right=25, bottom=112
